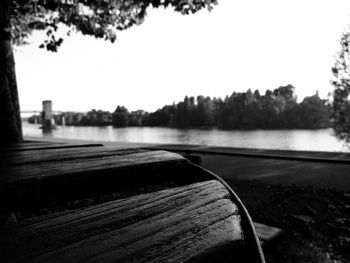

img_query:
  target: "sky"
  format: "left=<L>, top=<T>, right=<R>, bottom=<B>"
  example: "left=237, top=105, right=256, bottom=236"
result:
left=15, top=0, right=350, bottom=113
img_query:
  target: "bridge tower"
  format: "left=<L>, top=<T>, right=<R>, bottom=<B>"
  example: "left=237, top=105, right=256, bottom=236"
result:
left=42, top=100, right=54, bottom=131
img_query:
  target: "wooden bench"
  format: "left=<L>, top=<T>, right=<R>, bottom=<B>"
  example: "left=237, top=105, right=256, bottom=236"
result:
left=1, top=180, right=248, bottom=263
left=0, top=141, right=265, bottom=262
left=0, top=140, right=102, bottom=152
left=0, top=148, right=199, bottom=213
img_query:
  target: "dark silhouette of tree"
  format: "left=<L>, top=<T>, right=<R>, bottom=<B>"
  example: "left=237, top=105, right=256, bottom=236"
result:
left=113, top=106, right=129, bottom=127
left=175, top=99, right=190, bottom=128
left=298, top=92, right=330, bottom=129
left=194, top=96, right=214, bottom=127
left=0, top=0, right=217, bottom=143
left=140, top=86, right=331, bottom=130
left=28, top=87, right=330, bottom=129
left=332, top=29, right=350, bottom=142
left=212, top=97, right=224, bottom=128
left=146, top=104, right=176, bottom=126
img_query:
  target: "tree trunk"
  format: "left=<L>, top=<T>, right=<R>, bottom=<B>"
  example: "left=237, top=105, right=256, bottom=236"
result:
left=0, top=0, right=23, bottom=144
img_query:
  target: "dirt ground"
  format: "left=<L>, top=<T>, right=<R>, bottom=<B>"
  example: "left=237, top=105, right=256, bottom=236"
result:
left=225, top=178, right=350, bottom=263
left=193, top=152, right=350, bottom=262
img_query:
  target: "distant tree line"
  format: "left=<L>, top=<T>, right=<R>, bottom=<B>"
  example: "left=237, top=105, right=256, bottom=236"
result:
left=28, top=85, right=331, bottom=129
left=56, top=110, right=112, bottom=126
left=142, top=85, right=331, bottom=129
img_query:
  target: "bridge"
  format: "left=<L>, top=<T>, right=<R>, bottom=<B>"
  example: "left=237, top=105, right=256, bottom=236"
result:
left=21, top=101, right=59, bottom=130
left=21, top=110, right=63, bottom=115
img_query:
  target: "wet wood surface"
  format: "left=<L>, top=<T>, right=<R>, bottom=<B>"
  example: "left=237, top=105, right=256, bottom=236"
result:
left=1, top=180, right=244, bottom=263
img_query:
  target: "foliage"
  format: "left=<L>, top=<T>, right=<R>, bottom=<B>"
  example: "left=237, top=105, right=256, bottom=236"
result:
left=38, top=86, right=331, bottom=129
left=9, top=0, right=218, bottom=51
left=113, top=105, right=129, bottom=127
left=142, top=85, right=331, bottom=129
left=332, top=29, right=350, bottom=142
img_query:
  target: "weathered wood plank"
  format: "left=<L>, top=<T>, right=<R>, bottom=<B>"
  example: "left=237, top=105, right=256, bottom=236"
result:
left=254, top=222, right=282, bottom=244
left=0, top=147, right=145, bottom=166
left=0, top=150, right=186, bottom=183
left=1, top=180, right=244, bottom=263
left=0, top=141, right=62, bottom=150
left=0, top=142, right=102, bottom=152
left=0, top=150, right=192, bottom=213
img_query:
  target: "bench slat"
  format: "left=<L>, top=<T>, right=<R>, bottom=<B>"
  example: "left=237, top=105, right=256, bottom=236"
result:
left=0, top=147, right=144, bottom=166
left=0, top=141, right=102, bottom=152
left=1, top=180, right=244, bottom=263
left=0, top=150, right=190, bottom=213
left=0, top=150, right=186, bottom=184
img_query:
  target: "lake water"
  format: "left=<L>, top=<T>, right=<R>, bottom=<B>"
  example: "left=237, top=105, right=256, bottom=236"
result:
left=22, top=122, right=350, bottom=152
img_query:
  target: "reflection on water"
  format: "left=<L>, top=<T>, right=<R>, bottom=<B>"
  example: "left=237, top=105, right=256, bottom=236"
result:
left=22, top=122, right=349, bottom=152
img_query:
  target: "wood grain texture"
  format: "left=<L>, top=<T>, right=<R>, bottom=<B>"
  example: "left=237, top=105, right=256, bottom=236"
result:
left=0, top=150, right=186, bottom=183
left=1, top=180, right=244, bottom=263
left=0, top=150, right=190, bottom=213
left=0, top=147, right=145, bottom=166
left=0, top=141, right=102, bottom=152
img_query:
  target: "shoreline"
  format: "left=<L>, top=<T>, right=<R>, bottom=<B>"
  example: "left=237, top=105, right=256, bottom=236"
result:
left=24, top=137, right=350, bottom=191
left=22, top=121, right=348, bottom=153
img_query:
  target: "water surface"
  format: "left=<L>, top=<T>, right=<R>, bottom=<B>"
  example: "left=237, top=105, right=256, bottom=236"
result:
left=22, top=122, right=349, bottom=152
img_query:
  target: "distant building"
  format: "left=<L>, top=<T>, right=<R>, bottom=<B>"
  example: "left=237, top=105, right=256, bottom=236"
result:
left=53, top=110, right=112, bottom=126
